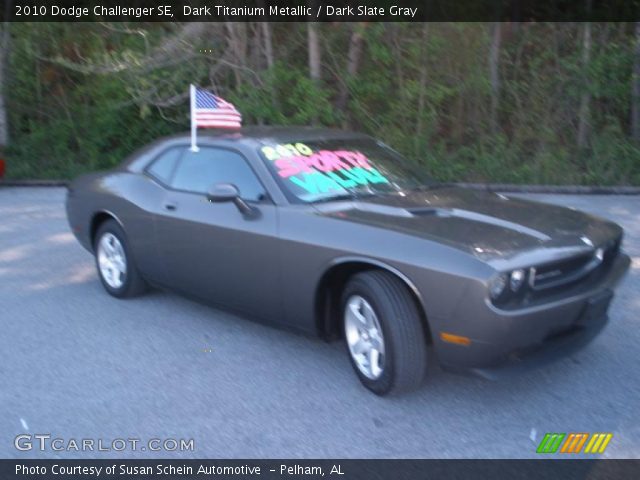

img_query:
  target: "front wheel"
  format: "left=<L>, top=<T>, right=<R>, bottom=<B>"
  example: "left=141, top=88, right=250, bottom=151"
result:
left=342, top=271, right=428, bottom=395
left=94, top=219, right=147, bottom=298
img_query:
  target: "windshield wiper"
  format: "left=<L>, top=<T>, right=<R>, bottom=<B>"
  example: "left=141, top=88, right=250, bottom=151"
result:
left=309, top=193, right=355, bottom=204
left=308, top=190, right=381, bottom=204
left=408, top=183, right=446, bottom=192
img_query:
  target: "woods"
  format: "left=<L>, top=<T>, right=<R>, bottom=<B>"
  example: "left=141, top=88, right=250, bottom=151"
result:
left=2, top=21, right=640, bottom=184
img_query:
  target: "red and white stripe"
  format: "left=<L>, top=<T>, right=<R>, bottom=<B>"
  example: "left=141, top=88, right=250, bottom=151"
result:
left=195, top=96, right=242, bottom=128
left=195, top=109, right=242, bottom=128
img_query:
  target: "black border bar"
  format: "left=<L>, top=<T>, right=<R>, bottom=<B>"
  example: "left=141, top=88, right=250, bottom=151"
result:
left=2, top=0, right=640, bottom=22
left=3, top=459, right=640, bottom=480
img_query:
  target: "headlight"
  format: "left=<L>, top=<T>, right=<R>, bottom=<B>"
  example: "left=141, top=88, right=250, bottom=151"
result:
left=595, top=247, right=604, bottom=262
left=510, top=269, right=526, bottom=292
left=489, top=273, right=508, bottom=300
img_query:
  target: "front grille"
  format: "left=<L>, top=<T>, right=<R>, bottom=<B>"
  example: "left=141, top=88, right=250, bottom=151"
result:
left=530, top=238, right=620, bottom=291
left=531, top=253, right=594, bottom=290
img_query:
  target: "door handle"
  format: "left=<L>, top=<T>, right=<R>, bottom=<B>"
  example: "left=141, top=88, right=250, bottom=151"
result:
left=164, top=202, right=177, bottom=211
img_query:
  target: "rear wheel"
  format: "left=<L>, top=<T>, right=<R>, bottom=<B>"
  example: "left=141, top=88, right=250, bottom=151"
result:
left=342, top=271, right=428, bottom=395
left=94, top=219, right=147, bottom=298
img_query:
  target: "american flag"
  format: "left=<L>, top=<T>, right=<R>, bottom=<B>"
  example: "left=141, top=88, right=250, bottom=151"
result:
left=194, top=88, right=242, bottom=129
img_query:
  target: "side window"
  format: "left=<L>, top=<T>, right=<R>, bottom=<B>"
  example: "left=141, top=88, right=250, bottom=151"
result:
left=147, top=147, right=183, bottom=185
left=171, top=147, right=266, bottom=201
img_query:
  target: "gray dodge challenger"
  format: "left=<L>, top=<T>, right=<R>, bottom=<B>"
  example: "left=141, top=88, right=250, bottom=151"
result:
left=66, top=127, right=630, bottom=395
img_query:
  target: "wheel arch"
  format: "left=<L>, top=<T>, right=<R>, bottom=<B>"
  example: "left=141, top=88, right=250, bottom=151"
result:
left=89, top=210, right=124, bottom=252
left=314, top=257, right=433, bottom=344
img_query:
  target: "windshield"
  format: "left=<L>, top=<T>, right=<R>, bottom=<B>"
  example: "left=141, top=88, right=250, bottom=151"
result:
left=258, top=137, right=432, bottom=203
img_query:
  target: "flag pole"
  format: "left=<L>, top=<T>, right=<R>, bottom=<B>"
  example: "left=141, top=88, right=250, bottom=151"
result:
left=190, top=84, right=199, bottom=152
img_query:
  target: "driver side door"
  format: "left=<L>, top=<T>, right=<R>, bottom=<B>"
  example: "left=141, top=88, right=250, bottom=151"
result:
left=154, top=145, right=282, bottom=322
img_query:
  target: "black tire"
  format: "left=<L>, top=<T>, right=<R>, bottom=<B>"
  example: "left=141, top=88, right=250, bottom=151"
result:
left=341, top=270, right=428, bottom=395
left=94, top=219, right=148, bottom=298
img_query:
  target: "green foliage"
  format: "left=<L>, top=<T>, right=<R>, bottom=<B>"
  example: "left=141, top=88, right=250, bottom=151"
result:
left=4, top=22, right=640, bottom=185
left=5, top=23, right=175, bottom=178
left=232, top=63, right=337, bottom=125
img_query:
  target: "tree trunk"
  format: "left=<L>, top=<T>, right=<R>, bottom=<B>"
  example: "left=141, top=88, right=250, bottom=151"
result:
left=632, top=22, right=640, bottom=143
left=249, top=23, right=261, bottom=74
left=392, top=25, right=404, bottom=89
left=337, top=23, right=367, bottom=127
left=489, top=22, right=502, bottom=135
left=345, top=24, right=366, bottom=79
left=307, top=22, right=321, bottom=125
left=577, top=13, right=592, bottom=149
left=415, top=23, right=429, bottom=155
left=307, top=22, right=321, bottom=83
left=225, top=22, right=248, bottom=87
left=262, top=22, right=275, bottom=70
left=261, top=21, right=279, bottom=120
left=0, top=1, right=11, bottom=151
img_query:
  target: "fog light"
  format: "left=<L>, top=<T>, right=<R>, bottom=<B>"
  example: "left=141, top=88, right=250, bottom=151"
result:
left=510, top=269, right=526, bottom=292
left=489, top=273, right=508, bottom=300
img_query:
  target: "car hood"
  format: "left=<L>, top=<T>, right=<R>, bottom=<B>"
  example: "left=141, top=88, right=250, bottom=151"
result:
left=313, top=187, right=622, bottom=263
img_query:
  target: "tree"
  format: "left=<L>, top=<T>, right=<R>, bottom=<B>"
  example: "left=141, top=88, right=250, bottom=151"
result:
left=307, top=22, right=321, bottom=125
left=262, top=22, right=275, bottom=70
left=488, top=22, right=502, bottom=134
left=337, top=22, right=367, bottom=127
left=307, top=22, right=321, bottom=84
left=577, top=8, right=592, bottom=149
left=632, top=22, right=640, bottom=144
left=225, top=22, right=248, bottom=88
left=0, top=1, right=11, bottom=152
left=415, top=23, right=429, bottom=151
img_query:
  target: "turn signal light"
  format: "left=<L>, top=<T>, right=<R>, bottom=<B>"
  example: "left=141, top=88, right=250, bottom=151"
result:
left=440, top=332, right=472, bottom=346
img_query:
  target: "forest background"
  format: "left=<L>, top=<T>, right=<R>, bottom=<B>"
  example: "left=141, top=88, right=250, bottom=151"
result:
left=1, top=21, right=639, bottom=184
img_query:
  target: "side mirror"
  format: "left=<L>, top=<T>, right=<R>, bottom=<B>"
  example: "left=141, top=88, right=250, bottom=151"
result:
left=207, top=183, right=239, bottom=203
left=206, top=183, right=253, bottom=215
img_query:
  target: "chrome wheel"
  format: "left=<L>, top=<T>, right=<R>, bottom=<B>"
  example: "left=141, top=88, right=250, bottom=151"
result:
left=97, top=233, right=127, bottom=289
left=344, top=295, right=386, bottom=380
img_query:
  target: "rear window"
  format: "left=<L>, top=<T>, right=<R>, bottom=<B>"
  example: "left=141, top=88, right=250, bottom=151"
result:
left=147, top=148, right=183, bottom=184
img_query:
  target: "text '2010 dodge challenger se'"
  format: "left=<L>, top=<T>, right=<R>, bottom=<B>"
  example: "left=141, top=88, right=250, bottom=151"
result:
left=66, top=127, right=630, bottom=395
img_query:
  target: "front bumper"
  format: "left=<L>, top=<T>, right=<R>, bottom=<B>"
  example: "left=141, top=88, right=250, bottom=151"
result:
left=431, top=252, right=630, bottom=375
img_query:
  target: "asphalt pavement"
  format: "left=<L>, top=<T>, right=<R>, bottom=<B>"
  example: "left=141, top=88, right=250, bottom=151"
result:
left=0, top=187, right=638, bottom=459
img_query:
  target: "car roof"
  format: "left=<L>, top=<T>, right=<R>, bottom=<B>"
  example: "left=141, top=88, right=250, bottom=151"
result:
left=159, top=126, right=371, bottom=145
left=120, top=126, right=373, bottom=171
